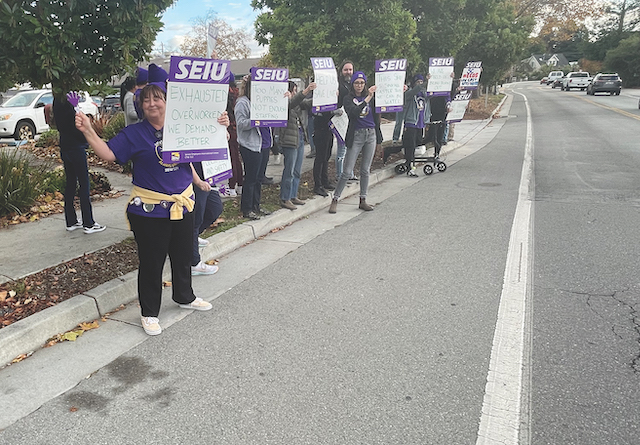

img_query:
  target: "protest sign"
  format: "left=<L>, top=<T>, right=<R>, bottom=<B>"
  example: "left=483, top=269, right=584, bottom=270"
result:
left=202, top=158, right=232, bottom=185
left=460, top=61, right=482, bottom=90
left=447, top=90, right=472, bottom=122
left=163, top=55, right=231, bottom=164
left=374, top=58, right=406, bottom=113
left=250, top=67, right=289, bottom=127
left=311, top=57, right=339, bottom=112
left=426, top=57, right=454, bottom=96
left=329, top=108, right=349, bottom=144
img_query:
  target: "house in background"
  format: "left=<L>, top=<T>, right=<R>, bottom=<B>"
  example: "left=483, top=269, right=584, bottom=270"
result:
left=521, top=53, right=571, bottom=72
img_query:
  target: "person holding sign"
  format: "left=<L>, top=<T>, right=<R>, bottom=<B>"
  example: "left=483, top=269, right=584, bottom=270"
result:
left=329, top=71, right=382, bottom=214
left=75, top=83, right=229, bottom=336
left=402, top=74, right=429, bottom=176
left=235, top=75, right=264, bottom=220
left=278, top=80, right=316, bottom=210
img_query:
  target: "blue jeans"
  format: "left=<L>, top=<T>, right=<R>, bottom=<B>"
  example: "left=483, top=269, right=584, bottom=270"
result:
left=192, top=187, right=223, bottom=265
left=335, top=141, right=354, bottom=181
left=60, top=147, right=95, bottom=228
left=334, top=128, right=376, bottom=200
left=280, top=130, right=305, bottom=201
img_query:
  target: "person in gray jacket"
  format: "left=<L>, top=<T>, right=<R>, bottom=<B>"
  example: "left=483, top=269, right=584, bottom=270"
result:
left=278, top=80, right=316, bottom=210
left=235, top=76, right=263, bottom=220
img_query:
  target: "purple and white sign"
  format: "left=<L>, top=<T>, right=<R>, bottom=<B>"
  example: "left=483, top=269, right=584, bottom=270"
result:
left=311, top=57, right=338, bottom=112
left=460, top=61, right=482, bottom=90
left=329, top=108, right=349, bottom=144
left=163, top=55, right=231, bottom=164
left=374, top=59, right=406, bottom=113
left=427, top=57, right=455, bottom=97
left=447, top=89, right=472, bottom=122
left=202, top=158, right=232, bottom=185
left=250, top=67, right=289, bottom=127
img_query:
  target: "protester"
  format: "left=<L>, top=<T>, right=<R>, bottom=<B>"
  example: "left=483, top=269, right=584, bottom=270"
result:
left=312, top=107, right=337, bottom=196
left=75, top=80, right=229, bottom=336
left=278, top=80, right=315, bottom=210
left=329, top=71, right=382, bottom=214
left=402, top=74, right=429, bottom=176
left=53, top=93, right=105, bottom=234
left=427, top=93, right=450, bottom=160
left=120, top=76, right=139, bottom=127
left=336, top=60, right=357, bottom=183
left=305, top=107, right=317, bottom=158
left=133, top=67, right=148, bottom=120
left=258, top=127, right=275, bottom=186
left=234, top=75, right=264, bottom=220
left=225, top=74, right=242, bottom=197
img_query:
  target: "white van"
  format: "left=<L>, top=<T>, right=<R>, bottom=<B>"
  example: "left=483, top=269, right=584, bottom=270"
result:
left=546, top=71, right=564, bottom=86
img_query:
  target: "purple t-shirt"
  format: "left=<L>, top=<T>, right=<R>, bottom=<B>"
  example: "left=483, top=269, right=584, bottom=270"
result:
left=405, top=93, right=427, bottom=129
left=351, top=95, right=375, bottom=130
left=107, top=120, right=193, bottom=218
left=259, top=127, right=272, bottom=149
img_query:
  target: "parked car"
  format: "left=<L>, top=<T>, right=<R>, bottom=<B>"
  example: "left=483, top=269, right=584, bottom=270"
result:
left=546, top=70, right=564, bottom=85
left=551, top=77, right=563, bottom=89
left=0, top=89, right=53, bottom=140
left=561, top=72, right=591, bottom=91
left=76, top=91, right=99, bottom=118
left=100, top=95, right=121, bottom=115
left=540, top=77, right=548, bottom=84
left=586, top=73, right=622, bottom=95
left=91, top=96, right=103, bottom=109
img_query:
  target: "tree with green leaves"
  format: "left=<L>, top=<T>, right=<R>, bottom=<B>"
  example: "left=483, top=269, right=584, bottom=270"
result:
left=0, top=0, right=174, bottom=94
left=604, top=34, right=640, bottom=86
left=252, top=0, right=419, bottom=78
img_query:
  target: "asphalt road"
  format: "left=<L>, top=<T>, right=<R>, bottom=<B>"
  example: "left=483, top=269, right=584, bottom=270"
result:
left=1, top=83, right=639, bottom=444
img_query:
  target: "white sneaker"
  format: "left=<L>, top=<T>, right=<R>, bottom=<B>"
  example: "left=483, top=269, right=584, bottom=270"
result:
left=198, top=237, right=209, bottom=247
left=141, top=316, right=162, bottom=335
left=84, top=223, right=106, bottom=234
left=66, top=221, right=83, bottom=232
left=191, top=261, right=219, bottom=276
left=222, top=188, right=237, bottom=198
left=179, top=297, right=213, bottom=311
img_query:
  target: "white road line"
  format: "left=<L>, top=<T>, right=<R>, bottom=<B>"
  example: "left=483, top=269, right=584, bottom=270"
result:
left=476, top=92, right=534, bottom=445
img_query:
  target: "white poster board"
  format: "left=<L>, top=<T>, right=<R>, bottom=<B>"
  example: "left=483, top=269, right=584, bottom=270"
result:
left=447, top=90, right=472, bottom=122
left=427, top=57, right=455, bottom=96
left=311, top=57, right=339, bottom=112
left=250, top=67, right=289, bottom=127
left=374, top=59, right=406, bottom=113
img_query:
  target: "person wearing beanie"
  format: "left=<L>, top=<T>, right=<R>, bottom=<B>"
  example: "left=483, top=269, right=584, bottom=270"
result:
left=329, top=71, right=382, bottom=214
left=401, top=73, right=429, bottom=176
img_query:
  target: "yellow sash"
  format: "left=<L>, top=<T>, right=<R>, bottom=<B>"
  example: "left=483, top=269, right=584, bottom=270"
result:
left=129, top=184, right=195, bottom=220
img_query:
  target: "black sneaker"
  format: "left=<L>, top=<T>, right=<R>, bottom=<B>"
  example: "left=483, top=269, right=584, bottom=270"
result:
left=314, top=187, right=329, bottom=197
left=323, top=183, right=336, bottom=191
left=243, top=211, right=261, bottom=220
left=84, top=223, right=106, bottom=234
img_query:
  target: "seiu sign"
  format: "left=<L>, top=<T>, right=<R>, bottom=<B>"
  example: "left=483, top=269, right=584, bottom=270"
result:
left=376, top=59, right=407, bottom=72
left=311, top=57, right=335, bottom=70
left=429, top=57, right=454, bottom=67
left=169, top=56, right=230, bottom=83
left=252, top=68, right=288, bottom=82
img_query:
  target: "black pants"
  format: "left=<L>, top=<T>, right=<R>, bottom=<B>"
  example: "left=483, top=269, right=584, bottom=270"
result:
left=60, top=147, right=95, bottom=228
left=403, top=126, right=423, bottom=165
left=312, top=127, right=333, bottom=188
left=128, top=212, right=195, bottom=317
left=426, top=122, right=445, bottom=157
left=239, top=145, right=262, bottom=214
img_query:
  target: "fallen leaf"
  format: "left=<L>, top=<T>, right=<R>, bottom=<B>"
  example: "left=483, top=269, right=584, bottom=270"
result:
left=61, top=329, right=84, bottom=342
left=69, top=407, right=78, bottom=412
left=79, top=320, right=100, bottom=331
left=163, top=281, right=172, bottom=287
left=9, top=290, right=16, bottom=298
left=23, top=298, right=32, bottom=304
left=68, top=268, right=77, bottom=273
left=0, top=291, right=6, bottom=302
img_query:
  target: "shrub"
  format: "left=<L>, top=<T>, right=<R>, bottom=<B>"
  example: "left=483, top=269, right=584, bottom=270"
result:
left=0, top=149, right=49, bottom=217
left=35, top=129, right=60, bottom=148
left=101, top=111, right=125, bottom=141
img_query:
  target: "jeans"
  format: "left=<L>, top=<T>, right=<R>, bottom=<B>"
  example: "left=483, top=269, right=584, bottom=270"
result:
left=334, top=128, right=376, bottom=200
left=239, top=145, right=262, bottom=214
left=192, top=187, right=223, bottom=265
left=335, top=141, right=351, bottom=181
left=60, top=147, right=95, bottom=228
left=128, top=212, right=195, bottom=317
left=280, top=129, right=305, bottom=201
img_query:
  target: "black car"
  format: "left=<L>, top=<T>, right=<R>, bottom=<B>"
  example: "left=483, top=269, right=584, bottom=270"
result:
left=100, top=95, right=121, bottom=114
left=586, top=73, right=622, bottom=95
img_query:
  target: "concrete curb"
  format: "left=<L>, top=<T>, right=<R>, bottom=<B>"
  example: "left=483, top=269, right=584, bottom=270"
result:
left=0, top=159, right=401, bottom=367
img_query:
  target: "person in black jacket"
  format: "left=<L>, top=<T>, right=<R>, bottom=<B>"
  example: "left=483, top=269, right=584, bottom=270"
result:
left=329, top=71, right=382, bottom=214
left=53, top=94, right=105, bottom=234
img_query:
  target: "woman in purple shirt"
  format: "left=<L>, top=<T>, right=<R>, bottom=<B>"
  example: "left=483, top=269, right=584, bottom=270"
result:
left=75, top=83, right=228, bottom=336
left=329, top=71, right=382, bottom=214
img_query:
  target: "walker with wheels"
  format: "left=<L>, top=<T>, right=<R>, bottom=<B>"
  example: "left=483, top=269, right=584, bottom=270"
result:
left=393, top=120, right=448, bottom=176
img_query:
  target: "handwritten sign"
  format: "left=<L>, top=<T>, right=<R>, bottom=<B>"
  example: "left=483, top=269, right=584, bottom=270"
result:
left=460, top=61, right=482, bottom=90
left=374, top=58, right=406, bottom=113
left=427, top=57, right=454, bottom=97
left=311, top=57, right=338, bottom=112
left=447, top=90, right=472, bottom=122
left=202, top=158, right=232, bottom=185
left=329, top=108, right=349, bottom=144
left=163, top=56, right=230, bottom=164
left=250, top=67, right=289, bottom=127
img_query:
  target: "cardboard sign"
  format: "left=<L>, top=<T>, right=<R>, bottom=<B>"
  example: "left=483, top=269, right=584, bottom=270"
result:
left=460, top=61, right=482, bottom=90
left=250, top=67, right=289, bottom=127
left=329, top=107, right=349, bottom=144
left=447, top=90, right=472, bottom=122
left=163, top=55, right=231, bottom=164
left=311, top=57, right=339, bottom=112
left=202, top=158, right=232, bottom=185
left=427, top=57, right=454, bottom=97
left=375, top=58, right=406, bottom=113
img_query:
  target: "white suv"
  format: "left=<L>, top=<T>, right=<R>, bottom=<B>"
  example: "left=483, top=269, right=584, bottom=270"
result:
left=0, top=89, right=53, bottom=140
left=562, top=72, right=591, bottom=91
left=546, top=71, right=564, bottom=86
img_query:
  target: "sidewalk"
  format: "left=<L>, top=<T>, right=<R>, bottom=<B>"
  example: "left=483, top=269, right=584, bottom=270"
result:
left=0, top=111, right=503, bottom=367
